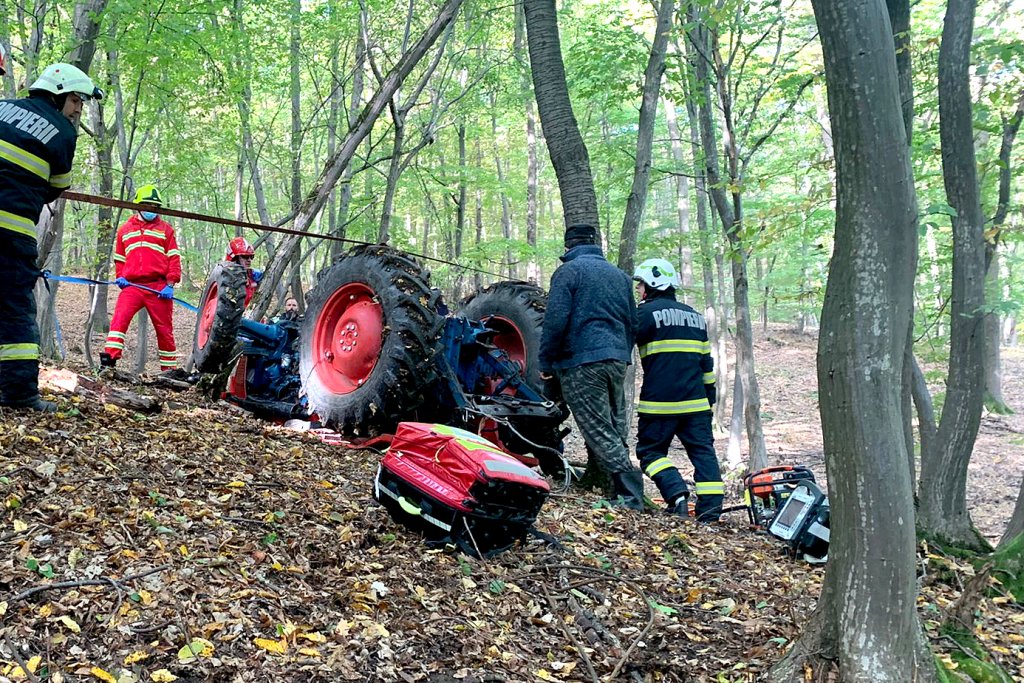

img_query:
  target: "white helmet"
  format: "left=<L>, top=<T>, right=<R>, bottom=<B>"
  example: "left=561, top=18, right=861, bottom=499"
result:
left=30, top=63, right=103, bottom=100
left=633, top=258, right=681, bottom=291
left=0, top=43, right=6, bottom=76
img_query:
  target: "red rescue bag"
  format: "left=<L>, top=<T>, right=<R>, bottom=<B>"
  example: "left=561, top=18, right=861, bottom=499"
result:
left=374, top=422, right=550, bottom=557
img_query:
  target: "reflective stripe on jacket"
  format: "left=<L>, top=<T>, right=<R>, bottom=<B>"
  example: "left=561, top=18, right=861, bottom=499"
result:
left=0, top=97, right=76, bottom=241
left=636, top=291, right=715, bottom=415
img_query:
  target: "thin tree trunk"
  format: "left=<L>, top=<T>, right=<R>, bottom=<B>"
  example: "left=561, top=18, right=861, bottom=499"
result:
left=332, top=19, right=366, bottom=259
left=515, top=0, right=540, bottom=283
left=771, top=0, right=933, bottom=678
left=617, top=0, right=674, bottom=275
left=686, top=8, right=767, bottom=471
left=1001, top=476, right=1024, bottom=548
left=289, top=0, right=302, bottom=215
left=664, top=97, right=693, bottom=303
left=918, top=0, right=990, bottom=552
left=249, top=0, right=465, bottom=320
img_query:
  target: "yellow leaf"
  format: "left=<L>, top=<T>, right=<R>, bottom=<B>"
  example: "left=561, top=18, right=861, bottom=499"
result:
left=121, top=549, right=139, bottom=560
left=123, top=651, right=149, bottom=665
left=298, top=632, right=327, bottom=644
left=91, top=667, right=117, bottom=683
left=319, top=480, right=334, bottom=489
left=0, top=601, right=6, bottom=616
left=9, top=655, right=41, bottom=679
left=150, top=670, right=178, bottom=682
left=58, top=615, right=82, bottom=633
left=38, top=604, right=54, bottom=618
left=535, top=670, right=557, bottom=681
left=254, top=637, right=288, bottom=655
left=298, top=647, right=321, bottom=657
left=226, top=481, right=246, bottom=488
left=137, top=590, right=153, bottom=606
left=177, top=637, right=214, bottom=661
left=178, top=545, right=188, bottom=557
left=104, top=403, right=121, bottom=414
left=13, top=519, right=27, bottom=532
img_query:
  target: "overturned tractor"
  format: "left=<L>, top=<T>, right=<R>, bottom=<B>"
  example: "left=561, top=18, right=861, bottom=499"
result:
left=191, top=245, right=569, bottom=475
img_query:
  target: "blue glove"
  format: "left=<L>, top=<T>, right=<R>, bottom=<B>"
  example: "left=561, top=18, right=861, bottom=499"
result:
left=158, top=285, right=174, bottom=299
left=251, top=270, right=263, bottom=284
left=114, top=277, right=129, bottom=289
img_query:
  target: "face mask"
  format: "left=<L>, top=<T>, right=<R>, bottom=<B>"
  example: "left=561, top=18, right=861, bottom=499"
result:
left=140, top=211, right=157, bottom=222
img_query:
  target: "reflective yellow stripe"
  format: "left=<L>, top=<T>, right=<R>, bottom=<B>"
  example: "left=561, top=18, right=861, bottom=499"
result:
left=142, top=230, right=166, bottom=239
left=49, top=171, right=72, bottom=189
left=0, top=139, right=50, bottom=180
left=159, top=359, right=178, bottom=367
left=158, top=351, right=177, bottom=358
left=645, top=457, right=676, bottom=478
left=124, top=241, right=166, bottom=256
left=0, top=343, right=40, bottom=361
left=0, top=210, right=38, bottom=239
left=638, top=339, right=710, bottom=358
left=695, top=481, right=725, bottom=496
left=122, top=230, right=143, bottom=240
left=166, top=249, right=180, bottom=257
left=703, top=372, right=716, bottom=384
left=107, top=331, right=126, bottom=340
left=113, top=254, right=126, bottom=262
left=637, top=398, right=711, bottom=415
left=105, top=342, right=124, bottom=350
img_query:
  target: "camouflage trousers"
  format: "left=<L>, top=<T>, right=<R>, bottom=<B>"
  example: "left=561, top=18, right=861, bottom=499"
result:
left=557, top=360, right=635, bottom=474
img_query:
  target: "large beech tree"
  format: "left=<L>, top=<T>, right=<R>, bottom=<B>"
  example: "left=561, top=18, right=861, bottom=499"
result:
left=771, top=0, right=934, bottom=679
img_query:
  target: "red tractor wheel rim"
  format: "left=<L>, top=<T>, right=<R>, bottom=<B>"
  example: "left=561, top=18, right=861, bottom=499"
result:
left=197, top=283, right=219, bottom=348
left=484, top=315, right=527, bottom=395
left=312, top=283, right=383, bottom=395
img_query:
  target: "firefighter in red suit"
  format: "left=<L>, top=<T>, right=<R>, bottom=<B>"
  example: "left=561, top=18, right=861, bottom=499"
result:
left=100, top=184, right=181, bottom=370
left=225, top=237, right=262, bottom=307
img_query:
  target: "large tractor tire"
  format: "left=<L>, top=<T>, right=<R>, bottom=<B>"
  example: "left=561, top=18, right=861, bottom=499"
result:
left=300, top=245, right=444, bottom=437
left=458, top=281, right=569, bottom=475
left=192, top=262, right=246, bottom=374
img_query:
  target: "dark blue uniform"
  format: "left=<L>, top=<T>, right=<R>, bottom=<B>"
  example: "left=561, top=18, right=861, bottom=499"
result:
left=0, top=95, right=77, bottom=405
left=635, top=289, right=723, bottom=520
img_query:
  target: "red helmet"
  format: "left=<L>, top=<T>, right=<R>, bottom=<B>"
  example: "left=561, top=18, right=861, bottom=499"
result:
left=225, top=237, right=255, bottom=261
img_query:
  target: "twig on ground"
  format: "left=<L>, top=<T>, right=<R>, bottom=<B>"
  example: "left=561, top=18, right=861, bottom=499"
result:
left=10, top=564, right=171, bottom=602
left=1, top=638, right=40, bottom=683
left=540, top=582, right=599, bottom=683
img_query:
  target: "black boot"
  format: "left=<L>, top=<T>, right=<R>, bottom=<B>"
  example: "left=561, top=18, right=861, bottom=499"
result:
left=0, top=359, right=56, bottom=412
left=666, top=494, right=690, bottom=518
left=2, top=395, right=57, bottom=412
left=99, top=352, right=116, bottom=368
left=609, top=470, right=646, bottom=510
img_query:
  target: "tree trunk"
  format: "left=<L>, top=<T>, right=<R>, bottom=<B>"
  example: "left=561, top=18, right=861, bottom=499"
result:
left=685, top=9, right=767, bottom=471
left=379, top=104, right=405, bottom=243
left=489, top=102, right=514, bottom=279
left=248, top=0, right=465, bottom=320
left=523, top=0, right=599, bottom=231
left=617, top=0, right=673, bottom=275
left=289, top=0, right=302, bottom=215
left=331, top=18, right=366, bottom=260
left=515, top=0, right=540, bottom=283
left=663, top=96, right=693, bottom=303
left=770, top=1, right=934, bottom=679
left=1001, top=475, right=1024, bottom=549
left=918, top=0, right=989, bottom=552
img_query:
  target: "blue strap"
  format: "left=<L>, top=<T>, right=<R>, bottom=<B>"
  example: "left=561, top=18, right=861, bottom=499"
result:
left=40, top=271, right=199, bottom=313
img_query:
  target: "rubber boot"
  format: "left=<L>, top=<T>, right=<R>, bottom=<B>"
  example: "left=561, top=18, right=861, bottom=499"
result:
left=610, top=470, right=646, bottom=510
left=99, top=352, right=116, bottom=368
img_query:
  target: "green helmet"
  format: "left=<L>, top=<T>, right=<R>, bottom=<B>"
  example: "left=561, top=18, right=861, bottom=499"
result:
left=134, top=184, right=163, bottom=206
left=633, top=258, right=681, bottom=291
left=30, top=63, right=103, bottom=100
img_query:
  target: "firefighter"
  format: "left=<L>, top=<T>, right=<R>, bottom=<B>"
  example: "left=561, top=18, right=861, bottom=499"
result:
left=224, top=237, right=263, bottom=307
left=100, top=185, right=181, bottom=371
left=0, top=61, right=102, bottom=411
left=633, top=258, right=724, bottom=521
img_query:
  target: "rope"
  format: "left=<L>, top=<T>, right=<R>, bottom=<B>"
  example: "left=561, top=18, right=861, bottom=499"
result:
left=62, top=191, right=505, bottom=279
left=40, top=271, right=200, bottom=313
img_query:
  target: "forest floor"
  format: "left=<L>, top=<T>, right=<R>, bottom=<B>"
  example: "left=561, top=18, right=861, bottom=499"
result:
left=0, top=284, right=1022, bottom=682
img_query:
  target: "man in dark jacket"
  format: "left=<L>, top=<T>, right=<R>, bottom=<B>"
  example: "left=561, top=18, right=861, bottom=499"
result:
left=539, top=224, right=646, bottom=508
left=633, top=257, right=723, bottom=521
left=0, top=62, right=102, bottom=411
